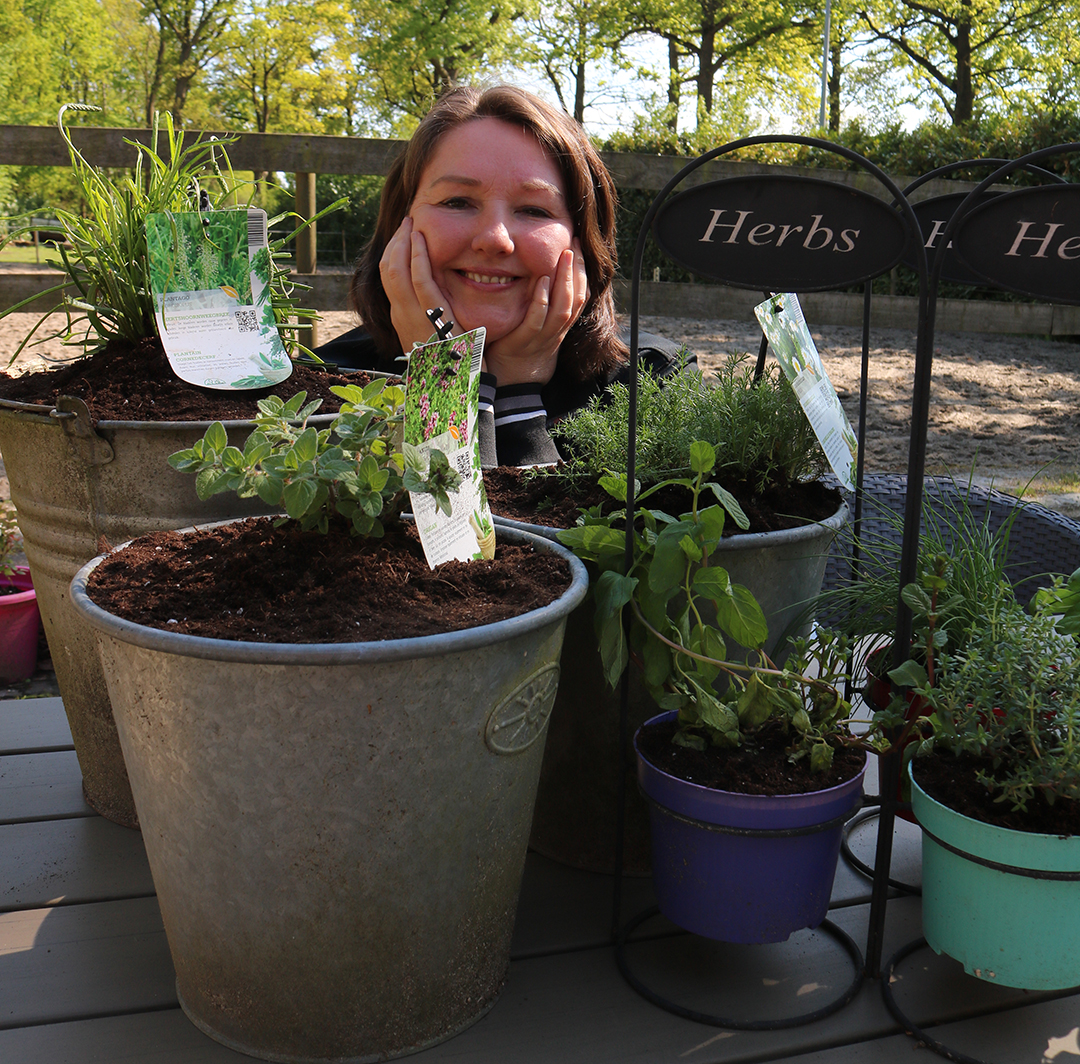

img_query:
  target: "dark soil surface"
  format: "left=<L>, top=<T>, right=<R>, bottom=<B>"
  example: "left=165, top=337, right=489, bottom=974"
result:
left=0, top=337, right=372, bottom=421
left=484, top=466, right=844, bottom=535
left=86, top=517, right=573, bottom=643
left=913, top=753, right=1080, bottom=836
left=636, top=716, right=866, bottom=795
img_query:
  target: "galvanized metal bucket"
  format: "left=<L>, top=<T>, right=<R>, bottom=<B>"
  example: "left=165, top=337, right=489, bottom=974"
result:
left=0, top=397, right=329, bottom=826
left=70, top=524, right=588, bottom=1063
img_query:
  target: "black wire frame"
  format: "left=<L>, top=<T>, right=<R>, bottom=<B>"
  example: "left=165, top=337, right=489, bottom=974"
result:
left=612, top=134, right=931, bottom=1025
left=873, top=142, right=1080, bottom=1064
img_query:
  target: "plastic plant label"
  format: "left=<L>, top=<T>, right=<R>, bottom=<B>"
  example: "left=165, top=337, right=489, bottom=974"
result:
left=404, top=327, right=495, bottom=568
left=754, top=292, right=859, bottom=491
left=145, top=208, right=292, bottom=390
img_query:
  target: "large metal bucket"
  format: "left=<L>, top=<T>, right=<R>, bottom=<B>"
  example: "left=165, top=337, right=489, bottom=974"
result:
left=70, top=526, right=588, bottom=1063
left=0, top=397, right=326, bottom=826
left=515, top=501, right=849, bottom=875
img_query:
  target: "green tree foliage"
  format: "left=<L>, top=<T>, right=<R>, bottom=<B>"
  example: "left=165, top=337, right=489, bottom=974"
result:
left=632, top=0, right=818, bottom=128
left=522, top=0, right=645, bottom=124
left=341, top=0, right=524, bottom=132
left=208, top=0, right=344, bottom=133
left=855, top=0, right=1067, bottom=124
left=141, top=0, right=236, bottom=127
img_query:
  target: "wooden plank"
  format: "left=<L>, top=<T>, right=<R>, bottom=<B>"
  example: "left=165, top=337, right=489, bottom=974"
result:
left=513, top=851, right=657, bottom=957
left=0, top=897, right=175, bottom=1029
left=0, top=751, right=94, bottom=823
left=0, top=697, right=74, bottom=755
left=0, top=1009, right=249, bottom=1063
left=777, top=989, right=1080, bottom=1064
left=0, top=818, right=154, bottom=911
left=0, top=125, right=406, bottom=176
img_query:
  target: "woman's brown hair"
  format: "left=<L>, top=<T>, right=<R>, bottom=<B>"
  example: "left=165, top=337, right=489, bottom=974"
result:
left=350, top=85, right=626, bottom=381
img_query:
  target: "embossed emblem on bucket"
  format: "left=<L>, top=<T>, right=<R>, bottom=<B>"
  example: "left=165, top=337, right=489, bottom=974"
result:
left=485, top=664, right=561, bottom=754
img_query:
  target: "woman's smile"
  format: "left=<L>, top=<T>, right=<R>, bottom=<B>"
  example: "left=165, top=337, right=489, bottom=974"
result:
left=408, top=117, right=574, bottom=343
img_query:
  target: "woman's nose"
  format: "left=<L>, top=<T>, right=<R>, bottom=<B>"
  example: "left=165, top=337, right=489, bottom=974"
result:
left=472, top=209, right=515, bottom=255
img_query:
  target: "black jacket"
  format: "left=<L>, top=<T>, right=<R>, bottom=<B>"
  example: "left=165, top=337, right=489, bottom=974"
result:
left=313, top=326, right=696, bottom=467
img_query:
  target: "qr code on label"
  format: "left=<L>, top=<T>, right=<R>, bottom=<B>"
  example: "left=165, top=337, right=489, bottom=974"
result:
left=455, top=452, right=472, bottom=479
left=235, top=309, right=259, bottom=333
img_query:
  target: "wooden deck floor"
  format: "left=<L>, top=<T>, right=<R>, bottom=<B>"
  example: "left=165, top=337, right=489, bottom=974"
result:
left=2, top=695, right=1078, bottom=1064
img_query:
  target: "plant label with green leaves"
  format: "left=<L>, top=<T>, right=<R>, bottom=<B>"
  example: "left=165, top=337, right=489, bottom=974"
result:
left=146, top=208, right=292, bottom=390
left=403, top=327, right=494, bottom=566
left=754, top=293, right=858, bottom=491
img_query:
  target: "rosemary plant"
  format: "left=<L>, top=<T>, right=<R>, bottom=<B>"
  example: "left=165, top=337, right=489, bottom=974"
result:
left=553, top=354, right=827, bottom=494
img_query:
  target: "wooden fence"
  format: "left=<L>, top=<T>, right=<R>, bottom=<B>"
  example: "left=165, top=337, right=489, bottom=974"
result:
left=2, top=123, right=1075, bottom=336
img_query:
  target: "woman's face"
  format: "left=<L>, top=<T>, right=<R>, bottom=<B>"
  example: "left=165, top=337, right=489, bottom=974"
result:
left=408, top=117, right=575, bottom=344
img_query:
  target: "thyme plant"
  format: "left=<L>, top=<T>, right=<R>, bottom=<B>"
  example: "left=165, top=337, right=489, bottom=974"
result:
left=2, top=104, right=343, bottom=366
left=169, top=382, right=461, bottom=537
left=900, top=577, right=1080, bottom=813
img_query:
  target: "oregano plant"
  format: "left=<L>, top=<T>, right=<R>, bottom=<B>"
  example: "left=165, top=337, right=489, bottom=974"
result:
left=168, top=380, right=461, bottom=537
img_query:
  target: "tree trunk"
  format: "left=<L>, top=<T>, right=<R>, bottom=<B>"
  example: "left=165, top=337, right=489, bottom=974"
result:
left=667, top=38, right=680, bottom=131
left=953, top=20, right=973, bottom=123
left=828, top=39, right=842, bottom=132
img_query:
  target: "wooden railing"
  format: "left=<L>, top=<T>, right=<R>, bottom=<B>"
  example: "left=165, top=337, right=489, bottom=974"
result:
left=2, top=124, right=1074, bottom=335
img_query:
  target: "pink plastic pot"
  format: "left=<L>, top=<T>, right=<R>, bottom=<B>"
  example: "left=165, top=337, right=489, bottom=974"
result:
left=0, top=568, right=40, bottom=682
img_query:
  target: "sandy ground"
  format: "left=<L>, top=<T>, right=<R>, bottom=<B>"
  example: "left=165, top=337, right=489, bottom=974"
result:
left=3, top=309, right=1080, bottom=518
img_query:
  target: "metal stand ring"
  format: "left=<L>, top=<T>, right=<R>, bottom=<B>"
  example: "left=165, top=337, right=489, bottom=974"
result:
left=615, top=905, right=865, bottom=1030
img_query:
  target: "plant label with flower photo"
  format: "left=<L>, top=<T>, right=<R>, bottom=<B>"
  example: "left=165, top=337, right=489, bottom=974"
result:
left=404, top=327, right=494, bottom=567
left=754, top=292, right=858, bottom=491
left=146, top=208, right=293, bottom=390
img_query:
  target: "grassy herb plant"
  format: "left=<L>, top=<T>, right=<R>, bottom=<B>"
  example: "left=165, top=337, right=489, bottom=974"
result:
left=814, top=473, right=1026, bottom=679
left=552, top=354, right=826, bottom=494
left=1, top=104, right=344, bottom=366
left=559, top=440, right=867, bottom=771
left=169, top=382, right=461, bottom=537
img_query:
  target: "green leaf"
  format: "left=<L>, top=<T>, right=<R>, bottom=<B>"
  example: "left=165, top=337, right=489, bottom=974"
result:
left=692, top=565, right=732, bottom=600
left=702, top=482, right=750, bottom=530
left=688, top=440, right=716, bottom=474
left=810, top=743, right=835, bottom=773
left=736, top=673, right=773, bottom=728
left=901, top=582, right=933, bottom=614
left=204, top=421, right=228, bottom=454
left=713, top=584, right=769, bottom=649
left=283, top=478, right=318, bottom=518
left=888, top=659, right=929, bottom=689
left=293, top=426, right=319, bottom=463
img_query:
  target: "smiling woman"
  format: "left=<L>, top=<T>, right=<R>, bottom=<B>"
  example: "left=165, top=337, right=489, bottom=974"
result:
left=316, top=84, right=693, bottom=467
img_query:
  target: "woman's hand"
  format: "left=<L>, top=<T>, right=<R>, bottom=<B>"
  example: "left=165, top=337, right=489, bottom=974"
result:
left=379, top=217, right=457, bottom=354
left=482, top=241, right=589, bottom=387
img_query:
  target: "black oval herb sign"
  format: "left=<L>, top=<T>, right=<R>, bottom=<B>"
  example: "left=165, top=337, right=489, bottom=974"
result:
left=952, top=185, right=1080, bottom=304
left=900, top=191, right=1003, bottom=285
left=652, top=175, right=908, bottom=291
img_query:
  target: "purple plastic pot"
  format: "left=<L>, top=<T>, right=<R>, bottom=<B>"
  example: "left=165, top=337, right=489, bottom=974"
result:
left=635, top=712, right=867, bottom=944
left=0, top=568, right=40, bottom=682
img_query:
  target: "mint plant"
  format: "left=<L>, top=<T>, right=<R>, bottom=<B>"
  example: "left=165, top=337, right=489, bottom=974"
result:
left=168, top=381, right=461, bottom=537
left=558, top=440, right=866, bottom=771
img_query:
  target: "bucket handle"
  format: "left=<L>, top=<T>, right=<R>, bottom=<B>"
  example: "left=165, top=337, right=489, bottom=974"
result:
left=56, top=396, right=114, bottom=466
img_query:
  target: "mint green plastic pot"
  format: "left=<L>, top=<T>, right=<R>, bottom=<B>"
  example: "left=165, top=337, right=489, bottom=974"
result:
left=911, top=764, right=1080, bottom=991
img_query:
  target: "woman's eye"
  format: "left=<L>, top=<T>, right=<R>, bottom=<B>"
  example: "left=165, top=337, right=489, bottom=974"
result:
left=520, top=206, right=553, bottom=219
left=440, top=197, right=472, bottom=210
